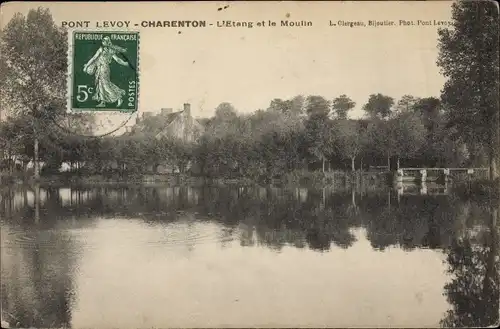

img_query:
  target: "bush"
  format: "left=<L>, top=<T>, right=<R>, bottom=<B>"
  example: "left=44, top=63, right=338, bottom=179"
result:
left=452, top=179, right=500, bottom=206
left=283, top=170, right=326, bottom=186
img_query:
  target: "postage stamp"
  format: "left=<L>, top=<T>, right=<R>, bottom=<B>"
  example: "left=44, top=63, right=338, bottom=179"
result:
left=69, top=31, right=139, bottom=113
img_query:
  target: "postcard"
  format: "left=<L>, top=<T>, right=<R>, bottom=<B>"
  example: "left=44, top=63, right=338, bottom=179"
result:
left=1, top=1, right=498, bottom=328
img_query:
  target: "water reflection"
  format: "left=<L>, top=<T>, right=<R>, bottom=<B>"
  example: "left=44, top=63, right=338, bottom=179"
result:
left=0, top=185, right=498, bottom=327
left=1, top=223, right=79, bottom=328
left=440, top=204, right=499, bottom=327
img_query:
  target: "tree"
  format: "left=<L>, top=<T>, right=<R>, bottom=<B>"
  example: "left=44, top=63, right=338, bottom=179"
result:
left=366, top=112, right=426, bottom=170
left=171, top=139, right=193, bottom=174
left=1, top=8, right=68, bottom=179
left=395, top=95, right=420, bottom=114
left=413, top=97, right=441, bottom=133
left=412, top=97, right=461, bottom=167
left=304, top=113, right=335, bottom=172
left=437, top=1, right=499, bottom=180
left=290, top=95, right=305, bottom=117
left=334, top=119, right=366, bottom=171
left=305, top=95, right=331, bottom=117
left=362, top=93, right=394, bottom=119
left=331, top=95, right=356, bottom=119
left=207, top=102, right=239, bottom=138
left=0, top=117, right=28, bottom=173
left=390, top=111, right=427, bottom=169
left=366, top=119, right=394, bottom=169
left=268, top=98, right=292, bottom=114
left=214, top=102, right=237, bottom=121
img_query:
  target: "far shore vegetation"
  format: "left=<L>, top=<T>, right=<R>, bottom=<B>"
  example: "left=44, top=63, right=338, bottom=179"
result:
left=1, top=3, right=499, bottom=194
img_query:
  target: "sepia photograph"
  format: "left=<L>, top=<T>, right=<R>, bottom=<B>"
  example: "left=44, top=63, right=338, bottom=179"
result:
left=0, top=0, right=499, bottom=328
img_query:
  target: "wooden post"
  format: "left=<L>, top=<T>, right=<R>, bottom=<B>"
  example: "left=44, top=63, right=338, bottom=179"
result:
left=388, top=189, right=391, bottom=211
left=321, top=187, right=325, bottom=210
left=467, top=168, right=473, bottom=192
left=351, top=188, right=357, bottom=214
left=443, top=168, right=450, bottom=183
left=420, top=182, right=427, bottom=195
left=420, top=169, right=427, bottom=183
left=397, top=169, right=403, bottom=183
left=397, top=182, right=402, bottom=203
left=34, top=136, right=40, bottom=180
left=34, top=183, right=40, bottom=223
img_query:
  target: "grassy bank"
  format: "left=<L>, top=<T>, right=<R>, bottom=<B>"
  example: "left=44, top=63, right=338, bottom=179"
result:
left=1, top=170, right=393, bottom=188
left=36, top=173, right=207, bottom=186
left=281, top=170, right=391, bottom=187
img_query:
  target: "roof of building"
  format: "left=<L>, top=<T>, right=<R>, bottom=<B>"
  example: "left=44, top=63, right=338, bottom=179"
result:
left=126, top=110, right=204, bottom=139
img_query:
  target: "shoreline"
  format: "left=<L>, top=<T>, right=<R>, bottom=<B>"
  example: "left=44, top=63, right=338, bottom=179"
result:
left=2, top=171, right=495, bottom=189
left=1, top=171, right=390, bottom=185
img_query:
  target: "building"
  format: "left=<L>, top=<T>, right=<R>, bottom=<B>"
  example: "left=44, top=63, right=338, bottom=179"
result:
left=127, top=103, right=204, bottom=143
left=124, top=103, right=205, bottom=174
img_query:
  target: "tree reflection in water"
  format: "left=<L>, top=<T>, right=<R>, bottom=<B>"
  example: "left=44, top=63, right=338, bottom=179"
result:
left=0, top=185, right=498, bottom=327
left=440, top=202, right=499, bottom=328
left=1, top=225, right=78, bottom=328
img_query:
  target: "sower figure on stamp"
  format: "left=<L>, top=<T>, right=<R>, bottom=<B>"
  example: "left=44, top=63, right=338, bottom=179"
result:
left=83, top=36, right=131, bottom=107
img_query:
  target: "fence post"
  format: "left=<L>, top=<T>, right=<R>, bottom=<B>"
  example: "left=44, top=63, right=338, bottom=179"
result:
left=444, top=168, right=450, bottom=183
left=420, top=169, right=427, bottom=183
left=397, top=169, right=403, bottom=183
left=467, top=168, right=474, bottom=192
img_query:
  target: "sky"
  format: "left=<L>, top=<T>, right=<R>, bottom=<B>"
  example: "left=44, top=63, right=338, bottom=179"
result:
left=1, top=1, right=454, bottom=124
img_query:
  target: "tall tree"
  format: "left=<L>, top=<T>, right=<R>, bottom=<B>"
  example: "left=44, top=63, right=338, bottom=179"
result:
left=268, top=98, right=292, bottom=114
left=214, top=102, right=238, bottom=121
left=437, top=1, right=499, bottom=180
left=290, top=95, right=305, bottom=117
left=362, top=93, right=394, bottom=119
left=0, top=117, right=29, bottom=173
left=390, top=111, right=427, bottom=169
left=305, top=95, right=331, bottom=117
left=413, top=97, right=442, bottom=133
left=412, top=97, right=457, bottom=166
left=367, top=112, right=426, bottom=170
left=1, top=8, right=68, bottom=179
left=304, top=113, right=335, bottom=172
left=304, top=96, right=333, bottom=171
left=208, top=102, right=239, bottom=138
left=395, top=95, right=420, bottom=114
left=331, top=94, right=356, bottom=119
left=334, top=119, right=365, bottom=171
left=366, top=119, right=394, bottom=169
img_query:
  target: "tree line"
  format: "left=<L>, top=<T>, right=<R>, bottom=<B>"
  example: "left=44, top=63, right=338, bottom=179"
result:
left=0, top=93, right=476, bottom=181
left=0, top=1, right=498, bottom=181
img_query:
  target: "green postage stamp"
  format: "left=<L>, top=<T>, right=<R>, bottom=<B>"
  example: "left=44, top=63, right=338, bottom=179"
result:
left=69, top=31, right=139, bottom=112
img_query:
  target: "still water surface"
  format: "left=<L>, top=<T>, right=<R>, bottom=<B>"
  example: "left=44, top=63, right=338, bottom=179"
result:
left=1, top=185, right=498, bottom=328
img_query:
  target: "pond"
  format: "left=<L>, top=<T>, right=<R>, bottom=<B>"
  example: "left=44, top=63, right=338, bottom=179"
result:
left=0, top=185, right=498, bottom=328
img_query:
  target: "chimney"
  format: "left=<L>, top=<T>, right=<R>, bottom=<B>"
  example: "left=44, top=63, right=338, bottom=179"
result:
left=142, top=111, right=153, bottom=119
left=183, top=103, right=191, bottom=117
left=161, top=108, right=173, bottom=116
